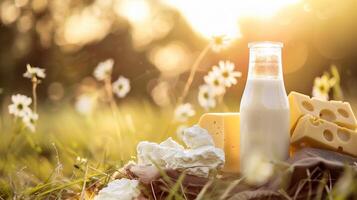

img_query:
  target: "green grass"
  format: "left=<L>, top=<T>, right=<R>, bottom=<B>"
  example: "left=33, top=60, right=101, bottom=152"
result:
left=0, top=99, right=193, bottom=199
left=0, top=99, right=357, bottom=199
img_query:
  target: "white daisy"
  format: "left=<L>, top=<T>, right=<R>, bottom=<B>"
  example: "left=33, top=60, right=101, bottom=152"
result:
left=75, top=94, right=96, bottom=115
left=174, top=103, right=195, bottom=122
left=23, top=64, right=46, bottom=79
left=176, top=125, right=188, bottom=140
left=312, top=87, right=329, bottom=101
left=312, top=74, right=335, bottom=101
left=198, top=84, right=216, bottom=110
left=112, top=76, right=130, bottom=98
left=210, top=35, right=230, bottom=53
left=93, top=59, right=114, bottom=81
left=8, top=94, right=32, bottom=118
left=22, top=110, right=38, bottom=132
left=76, top=156, right=88, bottom=165
left=204, top=70, right=226, bottom=95
left=212, top=61, right=242, bottom=87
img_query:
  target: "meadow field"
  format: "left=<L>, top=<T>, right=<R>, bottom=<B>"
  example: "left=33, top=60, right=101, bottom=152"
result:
left=1, top=0, right=357, bottom=199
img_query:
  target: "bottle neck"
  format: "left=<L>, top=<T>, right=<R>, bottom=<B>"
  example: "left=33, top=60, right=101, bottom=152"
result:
left=248, top=46, right=283, bottom=80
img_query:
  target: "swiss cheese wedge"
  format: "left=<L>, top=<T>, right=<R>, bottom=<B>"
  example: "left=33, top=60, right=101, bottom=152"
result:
left=289, top=92, right=357, bottom=133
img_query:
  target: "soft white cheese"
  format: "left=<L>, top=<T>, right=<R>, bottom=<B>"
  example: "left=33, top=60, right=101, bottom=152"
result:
left=185, top=167, right=210, bottom=178
left=137, top=137, right=182, bottom=166
left=136, top=125, right=225, bottom=177
left=182, top=125, right=214, bottom=149
left=160, top=137, right=185, bottom=150
left=166, top=146, right=225, bottom=177
left=94, top=178, right=140, bottom=200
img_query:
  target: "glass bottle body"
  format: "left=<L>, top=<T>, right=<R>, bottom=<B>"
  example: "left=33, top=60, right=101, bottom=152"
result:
left=240, top=42, right=290, bottom=172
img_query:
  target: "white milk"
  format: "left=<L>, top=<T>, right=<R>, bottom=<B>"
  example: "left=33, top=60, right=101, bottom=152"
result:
left=240, top=42, right=290, bottom=174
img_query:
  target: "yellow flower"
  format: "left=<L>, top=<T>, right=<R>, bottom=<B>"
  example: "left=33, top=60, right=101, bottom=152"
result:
left=312, top=74, right=335, bottom=100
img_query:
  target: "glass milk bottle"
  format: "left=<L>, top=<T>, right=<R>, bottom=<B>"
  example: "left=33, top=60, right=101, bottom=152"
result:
left=240, top=42, right=290, bottom=173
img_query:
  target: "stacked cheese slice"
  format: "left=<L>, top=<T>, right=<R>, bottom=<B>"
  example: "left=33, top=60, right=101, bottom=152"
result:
left=289, top=92, right=357, bottom=156
left=198, top=113, right=240, bottom=173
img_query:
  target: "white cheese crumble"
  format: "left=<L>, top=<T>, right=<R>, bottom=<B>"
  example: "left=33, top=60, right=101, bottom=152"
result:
left=182, top=125, right=215, bottom=148
left=136, top=125, right=225, bottom=177
left=137, top=137, right=183, bottom=166
left=94, top=178, right=140, bottom=200
left=160, top=137, right=185, bottom=150
left=166, top=146, right=224, bottom=177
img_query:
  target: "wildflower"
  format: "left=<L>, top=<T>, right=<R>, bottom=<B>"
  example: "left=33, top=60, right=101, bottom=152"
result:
left=198, top=84, right=216, bottom=110
left=312, top=87, right=328, bottom=101
left=211, top=35, right=230, bottom=52
left=8, top=94, right=32, bottom=118
left=212, top=61, right=242, bottom=87
left=23, top=64, right=46, bottom=79
left=312, top=74, right=335, bottom=100
left=112, top=76, right=130, bottom=98
left=174, top=103, right=195, bottom=122
left=93, top=59, right=114, bottom=81
left=75, top=95, right=96, bottom=115
left=76, top=156, right=88, bottom=165
left=94, top=178, right=140, bottom=200
left=204, top=70, right=226, bottom=95
left=22, top=111, right=38, bottom=132
left=176, top=125, right=188, bottom=139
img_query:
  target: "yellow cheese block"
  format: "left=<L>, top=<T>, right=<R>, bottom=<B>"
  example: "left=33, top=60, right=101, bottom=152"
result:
left=291, top=114, right=357, bottom=157
left=198, top=113, right=240, bottom=173
left=288, top=91, right=357, bottom=133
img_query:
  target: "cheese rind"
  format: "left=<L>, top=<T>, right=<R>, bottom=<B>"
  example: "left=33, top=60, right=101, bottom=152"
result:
left=288, top=92, right=357, bottom=132
left=198, top=113, right=240, bottom=173
left=291, top=115, right=357, bottom=156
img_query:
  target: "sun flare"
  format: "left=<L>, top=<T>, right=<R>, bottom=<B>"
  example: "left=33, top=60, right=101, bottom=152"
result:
left=162, top=0, right=300, bottom=39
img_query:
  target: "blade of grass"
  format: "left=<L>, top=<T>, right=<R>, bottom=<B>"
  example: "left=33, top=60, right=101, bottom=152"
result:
left=166, top=171, right=186, bottom=200
left=314, top=171, right=328, bottom=200
left=278, top=189, right=293, bottom=200
left=195, top=180, right=213, bottom=200
left=79, top=163, right=89, bottom=200
left=219, top=178, right=243, bottom=200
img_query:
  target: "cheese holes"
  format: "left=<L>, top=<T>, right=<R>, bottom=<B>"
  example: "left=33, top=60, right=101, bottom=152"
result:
left=337, top=146, right=343, bottom=152
left=309, top=118, right=321, bottom=126
left=337, top=108, right=349, bottom=118
left=302, top=101, right=314, bottom=112
left=337, top=129, right=351, bottom=142
left=323, top=129, right=334, bottom=142
left=319, top=109, right=336, bottom=122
